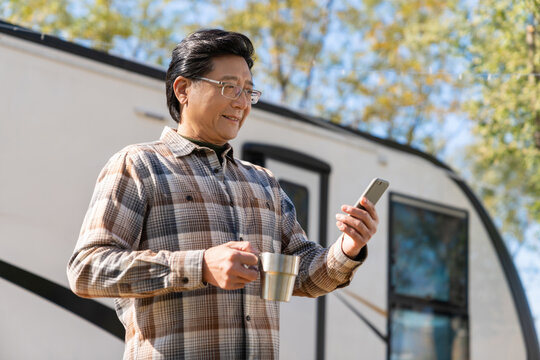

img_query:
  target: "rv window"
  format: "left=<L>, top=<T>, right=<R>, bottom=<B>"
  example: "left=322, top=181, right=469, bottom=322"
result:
left=279, top=179, right=309, bottom=234
left=390, top=200, right=468, bottom=306
left=389, top=195, right=469, bottom=359
left=390, top=308, right=469, bottom=360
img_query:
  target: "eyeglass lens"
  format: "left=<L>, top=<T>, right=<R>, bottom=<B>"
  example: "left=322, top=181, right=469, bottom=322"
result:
left=222, top=85, right=260, bottom=104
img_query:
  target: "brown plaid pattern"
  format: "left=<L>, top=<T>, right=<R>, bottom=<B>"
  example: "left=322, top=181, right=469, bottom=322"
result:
left=67, top=127, right=366, bottom=359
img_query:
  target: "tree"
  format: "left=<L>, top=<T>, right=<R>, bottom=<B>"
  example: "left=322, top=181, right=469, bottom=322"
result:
left=0, top=0, right=74, bottom=36
left=0, top=0, right=178, bottom=65
left=334, top=0, right=465, bottom=153
left=190, top=0, right=465, bottom=156
left=193, top=0, right=337, bottom=108
left=457, top=0, right=540, bottom=248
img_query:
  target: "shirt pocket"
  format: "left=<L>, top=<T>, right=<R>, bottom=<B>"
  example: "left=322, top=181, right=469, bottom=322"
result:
left=245, top=197, right=279, bottom=253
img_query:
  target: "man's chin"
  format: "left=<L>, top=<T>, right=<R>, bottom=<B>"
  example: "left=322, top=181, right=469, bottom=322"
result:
left=221, top=128, right=240, bottom=142
left=224, top=133, right=238, bottom=142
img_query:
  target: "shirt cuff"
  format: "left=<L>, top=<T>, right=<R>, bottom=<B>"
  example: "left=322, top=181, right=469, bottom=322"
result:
left=168, top=250, right=207, bottom=291
left=327, top=235, right=368, bottom=275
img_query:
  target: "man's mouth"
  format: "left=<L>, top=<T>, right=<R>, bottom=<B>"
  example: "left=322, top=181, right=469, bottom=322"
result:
left=223, top=114, right=241, bottom=122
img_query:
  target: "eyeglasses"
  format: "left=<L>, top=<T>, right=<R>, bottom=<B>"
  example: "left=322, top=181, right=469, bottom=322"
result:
left=194, top=76, right=262, bottom=104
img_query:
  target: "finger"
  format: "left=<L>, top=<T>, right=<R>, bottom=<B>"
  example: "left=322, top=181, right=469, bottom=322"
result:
left=235, top=264, right=259, bottom=282
left=343, top=203, right=378, bottom=228
left=229, top=282, right=249, bottom=290
left=234, top=251, right=260, bottom=266
left=336, top=206, right=373, bottom=228
left=225, top=241, right=259, bottom=255
left=342, top=203, right=367, bottom=218
left=338, top=206, right=376, bottom=235
left=336, top=213, right=371, bottom=239
left=336, top=220, right=369, bottom=247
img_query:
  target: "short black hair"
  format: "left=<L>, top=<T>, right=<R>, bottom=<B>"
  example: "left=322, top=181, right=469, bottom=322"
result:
left=165, top=29, right=255, bottom=123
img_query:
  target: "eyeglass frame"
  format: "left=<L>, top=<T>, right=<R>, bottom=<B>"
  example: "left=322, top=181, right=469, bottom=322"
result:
left=193, top=76, right=262, bottom=104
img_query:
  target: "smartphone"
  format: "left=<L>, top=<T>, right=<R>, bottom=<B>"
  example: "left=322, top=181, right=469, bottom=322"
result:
left=354, top=178, right=389, bottom=210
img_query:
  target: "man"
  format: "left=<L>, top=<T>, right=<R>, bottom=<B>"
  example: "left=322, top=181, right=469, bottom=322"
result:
left=67, top=29, right=378, bottom=359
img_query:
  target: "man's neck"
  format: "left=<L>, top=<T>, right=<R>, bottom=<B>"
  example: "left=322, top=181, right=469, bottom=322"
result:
left=180, top=134, right=227, bottom=152
left=176, top=125, right=227, bottom=148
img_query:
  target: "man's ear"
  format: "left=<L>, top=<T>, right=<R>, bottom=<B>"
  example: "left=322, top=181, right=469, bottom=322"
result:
left=173, top=76, right=191, bottom=105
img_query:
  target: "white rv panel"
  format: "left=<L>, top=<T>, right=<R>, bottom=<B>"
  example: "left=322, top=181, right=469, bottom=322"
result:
left=0, top=278, right=124, bottom=359
left=469, top=214, right=526, bottom=359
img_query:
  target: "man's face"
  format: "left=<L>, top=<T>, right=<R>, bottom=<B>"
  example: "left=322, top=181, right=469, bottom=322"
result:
left=179, top=55, right=253, bottom=145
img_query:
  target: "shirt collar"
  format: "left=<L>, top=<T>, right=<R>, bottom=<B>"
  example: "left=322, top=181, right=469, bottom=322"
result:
left=159, top=127, right=236, bottom=165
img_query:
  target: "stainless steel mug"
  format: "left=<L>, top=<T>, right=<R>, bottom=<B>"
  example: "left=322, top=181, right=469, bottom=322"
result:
left=259, top=252, right=300, bottom=302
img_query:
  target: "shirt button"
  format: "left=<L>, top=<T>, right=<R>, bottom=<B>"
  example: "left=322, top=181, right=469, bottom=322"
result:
left=239, top=237, right=244, bottom=241
left=246, top=315, right=251, bottom=321
left=186, top=195, right=193, bottom=201
left=265, top=202, right=270, bottom=209
left=182, top=277, right=189, bottom=284
left=213, top=168, right=219, bottom=174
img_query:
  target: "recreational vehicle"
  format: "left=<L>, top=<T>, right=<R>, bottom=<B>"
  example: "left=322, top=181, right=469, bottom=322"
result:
left=0, top=20, right=538, bottom=359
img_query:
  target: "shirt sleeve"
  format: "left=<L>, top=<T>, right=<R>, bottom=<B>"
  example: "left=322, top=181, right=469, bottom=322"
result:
left=278, top=187, right=367, bottom=298
left=66, top=149, right=205, bottom=298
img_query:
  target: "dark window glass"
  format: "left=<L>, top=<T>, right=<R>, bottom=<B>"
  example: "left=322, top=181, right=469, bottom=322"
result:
left=391, top=200, right=468, bottom=306
left=279, top=179, right=309, bottom=234
left=389, top=195, right=469, bottom=359
left=390, top=308, right=469, bottom=360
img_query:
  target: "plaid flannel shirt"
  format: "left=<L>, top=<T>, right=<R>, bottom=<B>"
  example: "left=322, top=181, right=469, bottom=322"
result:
left=67, top=127, right=366, bottom=359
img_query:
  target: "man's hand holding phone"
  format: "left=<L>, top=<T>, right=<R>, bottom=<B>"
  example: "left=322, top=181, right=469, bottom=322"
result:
left=335, top=178, right=389, bottom=259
